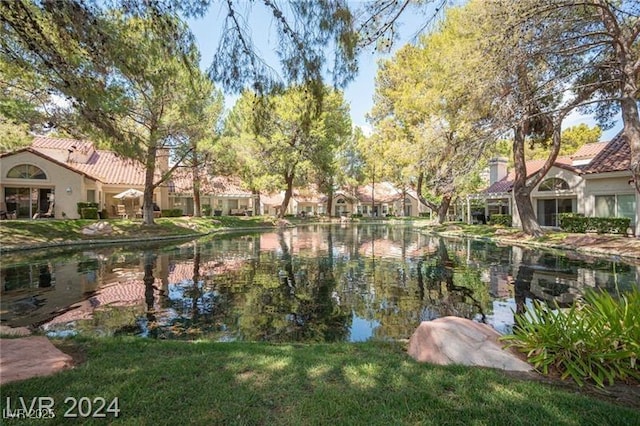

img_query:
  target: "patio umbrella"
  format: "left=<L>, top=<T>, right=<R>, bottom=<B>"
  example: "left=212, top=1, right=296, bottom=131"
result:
left=114, top=188, right=144, bottom=214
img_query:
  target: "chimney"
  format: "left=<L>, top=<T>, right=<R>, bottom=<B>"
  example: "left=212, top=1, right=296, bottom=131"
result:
left=489, top=157, right=508, bottom=185
left=156, top=148, right=170, bottom=173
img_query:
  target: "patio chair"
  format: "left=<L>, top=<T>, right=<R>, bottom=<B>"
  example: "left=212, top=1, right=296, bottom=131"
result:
left=0, top=202, right=16, bottom=220
left=41, top=201, right=55, bottom=218
left=116, top=204, right=128, bottom=219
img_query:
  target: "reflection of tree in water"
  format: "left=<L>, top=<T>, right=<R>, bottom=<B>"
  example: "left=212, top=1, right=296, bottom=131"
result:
left=158, top=245, right=235, bottom=340
left=231, top=229, right=350, bottom=342
left=417, top=238, right=488, bottom=322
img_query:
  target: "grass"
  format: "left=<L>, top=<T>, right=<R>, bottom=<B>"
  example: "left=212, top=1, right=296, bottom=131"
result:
left=1, top=337, right=638, bottom=425
left=0, top=216, right=277, bottom=249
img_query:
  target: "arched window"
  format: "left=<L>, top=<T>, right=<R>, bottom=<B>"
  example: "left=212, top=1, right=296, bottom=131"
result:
left=539, top=178, right=569, bottom=191
left=6, top=164, right=47, bottom=180
left=336, top=198, right=346, bottom=204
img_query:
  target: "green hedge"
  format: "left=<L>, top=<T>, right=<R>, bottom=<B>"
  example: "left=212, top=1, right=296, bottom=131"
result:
left=161, top=209, right=183, bottom=217
left=558, top=213, right=587, bottom=233
left=202, top=205, right=212, bottom=216
left=490, top=214, right=512, bottom=227
left=559, top=214, right=630, bottom=234
left=419, top=212, right=429, bottom=217
left=77, top=202, right=99, bottom=215
left=81, top=207, right=99, bottom=219
left=351, top=213, right=363, bottom=218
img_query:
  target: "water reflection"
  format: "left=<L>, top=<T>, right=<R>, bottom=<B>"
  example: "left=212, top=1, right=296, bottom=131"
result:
left=1, top=225, right=637, bottom=341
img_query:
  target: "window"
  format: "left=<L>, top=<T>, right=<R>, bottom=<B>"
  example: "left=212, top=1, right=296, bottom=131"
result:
left=595, top=194, right=636, bottom=223
left=7, top=164, right=46, bottom=180
left=539, top=178, right=569, bottom=191
left=87, top=190, right=96, bottom=203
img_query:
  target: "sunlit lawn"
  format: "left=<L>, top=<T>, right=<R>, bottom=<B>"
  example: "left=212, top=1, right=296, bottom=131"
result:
left=0, top=216, right=277, bottom=248
left=1, top=338, right=637, bottom=425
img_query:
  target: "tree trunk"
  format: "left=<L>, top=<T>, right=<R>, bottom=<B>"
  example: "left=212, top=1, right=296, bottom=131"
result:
left=371, top=174, right=375, bottom=217
left=142, top=145, right=158, bottom=226
left=511, top=126, right=543, bottom=237
left=416, top=172, right=451, bottom=224
left=279, top=172, right=294, bottom=219
left=192, top=157, right=201, bottom=217
left=326, top=189, right=333, bottom=218
left=436, top=195, right=452, bottom=224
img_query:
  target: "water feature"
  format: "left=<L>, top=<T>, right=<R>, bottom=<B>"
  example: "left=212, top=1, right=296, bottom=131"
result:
left=1, top=224, right=637, bottom=342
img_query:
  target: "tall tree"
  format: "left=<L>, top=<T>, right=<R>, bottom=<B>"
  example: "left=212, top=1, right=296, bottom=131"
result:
left=0, top=1, right=208, bottom=224
left=370, top=7, right=495, bottom=223
left=173, top=75, right=224, bottom=217
left=224, top=85, right=351, bottom=218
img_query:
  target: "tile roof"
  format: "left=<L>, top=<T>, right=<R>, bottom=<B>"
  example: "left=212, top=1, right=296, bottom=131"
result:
left=581, top=132, right=630, bottom=174
left=355, top=181, right=405, bottom=203
left=26, top=136, right=151, bottom=185
left=484, top=157, right=575, bottom=194
left=571, top=142, right=607, bottom=160
left=168, top=170, right=253, bottom=196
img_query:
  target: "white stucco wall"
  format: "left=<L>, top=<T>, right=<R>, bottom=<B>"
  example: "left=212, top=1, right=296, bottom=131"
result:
left=0, top=151, right=92, bottom=219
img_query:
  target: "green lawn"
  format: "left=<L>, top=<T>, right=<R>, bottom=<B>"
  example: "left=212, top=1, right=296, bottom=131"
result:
left=1, top=338, right=637, bottom=425
left=0, top=216, right=277, bottom=249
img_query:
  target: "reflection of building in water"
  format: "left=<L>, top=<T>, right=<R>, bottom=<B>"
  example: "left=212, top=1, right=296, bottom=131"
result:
left=482, top=265, right=513, bottom=299
left=1, top=259, right=105, bottom=327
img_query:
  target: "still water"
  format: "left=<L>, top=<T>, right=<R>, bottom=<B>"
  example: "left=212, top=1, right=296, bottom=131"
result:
left=1, top=224, right=638, bottom=342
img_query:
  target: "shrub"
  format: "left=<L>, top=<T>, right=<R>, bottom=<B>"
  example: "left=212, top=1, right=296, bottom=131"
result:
left=501, top=288, right=640, bottom=387
left=558, top=213, right=587, bottom=233
left=559, top=214, right=630, bottom=234
left=351, top=213, right=363, bottom=218
left=202, top=205, right=212, bottom=216
left=77, top=202, right=99, bottom=215
left=490, top=214, right=512, bottom=227
left=81, top=207, right=99, bottom=220
left=588, top=217, right=630, bottom=234
left=419, top=212, right=430, bottom=217
left=161, top=209, right=183, bottom=217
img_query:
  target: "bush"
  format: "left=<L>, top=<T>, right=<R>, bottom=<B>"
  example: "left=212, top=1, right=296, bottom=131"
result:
left=588, top=217, right=630, bottom=234
left=80, top=207, right=99, bottom=220
left=558, top=213, right=587, bottom=233
left=351, top=213, right=363, bottom=218
left=202, top=205, right=212, bottom=216
left=490, top=214, right=512, bottom=227
left=501, top=288, right=640, bottom=387
left=559, top=214, right=630, bottom=234
left=161, top=209, right=183, bottom=217
left=77, top=202, right=99, bottom=215
left=419, top=212, right=430, bottom=217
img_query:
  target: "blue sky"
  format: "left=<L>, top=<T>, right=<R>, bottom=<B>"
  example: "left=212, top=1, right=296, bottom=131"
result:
left=187, top=3, right=621, bottom=142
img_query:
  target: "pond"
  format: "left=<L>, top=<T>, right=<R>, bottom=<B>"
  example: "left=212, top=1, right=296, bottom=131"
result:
left=1, top=224, right=638, bottom=342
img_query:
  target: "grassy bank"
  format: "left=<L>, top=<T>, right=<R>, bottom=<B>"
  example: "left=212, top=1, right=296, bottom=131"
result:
left=423, top=222, right=640, bottom=262
left=1, top=337, right=638, bottom=425
left=0, top=216, right=278, bottom=250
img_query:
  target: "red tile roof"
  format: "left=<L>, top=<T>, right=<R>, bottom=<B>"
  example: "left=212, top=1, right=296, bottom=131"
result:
left=168, top=170, right=253, bottom=196
left=581, top=132, right=630, bottom=174
left=484, top=157, right=575, bottom=194
left=571, top=142, right=607, bottom=160
left=355, top=181, right=404, bottom=203
left=484, top=133, right=630, bottom=194
left=27, top=137, right=152, bottom=185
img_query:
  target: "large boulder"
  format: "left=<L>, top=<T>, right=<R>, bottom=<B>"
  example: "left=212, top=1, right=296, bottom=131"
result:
left=407, top=316, right=532, bottom=372
left=0, top=337, right=74, bottom=384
